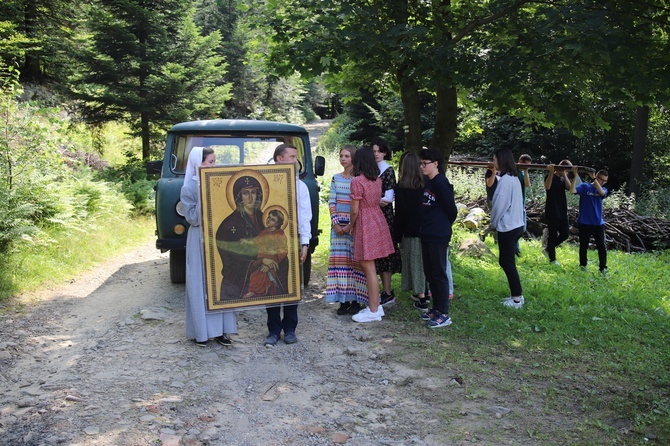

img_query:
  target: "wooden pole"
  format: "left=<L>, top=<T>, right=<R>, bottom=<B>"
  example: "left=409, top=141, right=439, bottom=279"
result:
left=447, top=160, right=595, bottom=174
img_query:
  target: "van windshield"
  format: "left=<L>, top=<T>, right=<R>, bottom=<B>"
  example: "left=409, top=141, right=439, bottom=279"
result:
left=171, top=134, right=307, bottom=174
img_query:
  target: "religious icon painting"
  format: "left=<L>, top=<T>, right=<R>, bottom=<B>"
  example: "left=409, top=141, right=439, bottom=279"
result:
left=199, top=163, right=302, bottom=311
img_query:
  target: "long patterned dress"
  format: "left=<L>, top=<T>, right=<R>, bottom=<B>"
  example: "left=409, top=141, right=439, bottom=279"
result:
left=375, top=165, right=402, bottom=274
left=326, top=173, right=368, bottom=304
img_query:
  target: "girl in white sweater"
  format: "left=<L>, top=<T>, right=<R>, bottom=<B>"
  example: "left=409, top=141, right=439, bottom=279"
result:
left=489, top=148, right=526, bottom=308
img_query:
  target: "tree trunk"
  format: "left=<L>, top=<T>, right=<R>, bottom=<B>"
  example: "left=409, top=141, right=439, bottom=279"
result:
left=629, top=105, right=649, bottom=197
left=141, top=113, right=150, bottom=160
left=430, top=86, right=458, bottom=160
left=21, top=0, right=42, bottom=82
left=397, top=68, right=422, bottom=153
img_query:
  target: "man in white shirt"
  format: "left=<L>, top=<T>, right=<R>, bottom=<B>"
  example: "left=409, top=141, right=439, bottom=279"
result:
left=264, top=144, right=312, bottom=346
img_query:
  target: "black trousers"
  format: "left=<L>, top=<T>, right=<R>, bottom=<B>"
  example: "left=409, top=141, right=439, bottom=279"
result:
left=546, top=217, right=570, bottom=261
left=579, top=224, right=607, bottom=271
left=266, top=304, right=298, bottom=336
left=497, top=227, right=524, bottom=297
left=421, top=240, right=451, bottom=316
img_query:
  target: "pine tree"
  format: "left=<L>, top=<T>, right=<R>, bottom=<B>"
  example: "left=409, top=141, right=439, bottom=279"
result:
left=73, top=0, right=231, bottom=159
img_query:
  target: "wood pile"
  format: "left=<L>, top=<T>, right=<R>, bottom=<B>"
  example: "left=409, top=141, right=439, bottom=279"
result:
left=526, top=203, right=670, bottom=252
left=458, top=197, right=670, bottom=252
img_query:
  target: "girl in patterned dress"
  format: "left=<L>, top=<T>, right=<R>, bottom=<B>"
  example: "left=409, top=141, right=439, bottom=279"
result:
left=349, top=146, right=396, bottom=323
left=371, top=138, right=402, bottom=306
left=326, top=145, right=366, bottom=315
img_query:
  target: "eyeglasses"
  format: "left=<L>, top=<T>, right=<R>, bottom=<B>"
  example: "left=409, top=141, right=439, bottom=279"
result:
left=420, top=161, right=435, bottom=168
left=596, top=177, right=608, bottom=183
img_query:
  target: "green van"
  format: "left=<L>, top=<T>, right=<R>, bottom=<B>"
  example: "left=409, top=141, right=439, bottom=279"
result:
left=147, top=119, right=325, bottom=284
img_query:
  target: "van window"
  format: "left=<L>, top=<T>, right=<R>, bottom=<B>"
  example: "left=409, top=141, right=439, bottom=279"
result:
left=171, top=135, right=306, bottom=174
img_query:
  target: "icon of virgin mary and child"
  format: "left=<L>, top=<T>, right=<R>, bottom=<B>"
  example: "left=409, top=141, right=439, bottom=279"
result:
left=216, top=171, right=289, bottom=300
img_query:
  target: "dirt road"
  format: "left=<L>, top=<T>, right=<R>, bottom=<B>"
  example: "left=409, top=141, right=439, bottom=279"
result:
left=1, top=241, right=475, bottom=446
left=0, top=121, right=529, bottom=445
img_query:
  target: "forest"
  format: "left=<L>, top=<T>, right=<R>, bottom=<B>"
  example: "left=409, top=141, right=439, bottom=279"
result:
left=1, top=0, right=670, bottom=285
left=2, top=2, right=670, bottom=443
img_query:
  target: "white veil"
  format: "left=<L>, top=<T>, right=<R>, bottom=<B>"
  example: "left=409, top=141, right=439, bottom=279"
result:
left=183, top=146, right=205, bottom=190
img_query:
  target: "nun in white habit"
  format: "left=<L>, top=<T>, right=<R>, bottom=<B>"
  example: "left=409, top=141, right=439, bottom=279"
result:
left=181, top=146, right=237, bottom=346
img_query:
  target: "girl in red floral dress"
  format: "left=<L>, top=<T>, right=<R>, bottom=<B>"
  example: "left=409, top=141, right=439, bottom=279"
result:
left=349, top=146, right=395, bottom=322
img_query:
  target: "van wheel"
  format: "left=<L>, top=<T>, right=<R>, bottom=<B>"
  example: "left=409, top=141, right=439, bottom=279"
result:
left=303, top=251, right=311, bottom=287
left=170, top=250, right=186, bottom=284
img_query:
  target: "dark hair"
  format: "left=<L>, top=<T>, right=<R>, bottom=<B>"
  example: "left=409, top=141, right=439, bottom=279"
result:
left=397, top=151, right=408, bottom=180
left=273, top=143, right=297, bottom=162
left=371, top=137, right=392, bottom=161
left=202, top=147, right=215, bottom=161
left=519, top=154, right=532, bottom=163
left=353, top=146, right=380, bottom=181
left=398, top=152, right=424, bottom=190
left=494, top=148, right=518, bottom=176
left=419, top=148, right=445, bottom=174
left=597, top=169, right=608, bottom=177
left=268, top=209, right=285, bottom=228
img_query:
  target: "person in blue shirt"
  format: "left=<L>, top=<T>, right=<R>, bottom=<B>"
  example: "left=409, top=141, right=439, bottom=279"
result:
left=570, top=167, right=609, bottom=273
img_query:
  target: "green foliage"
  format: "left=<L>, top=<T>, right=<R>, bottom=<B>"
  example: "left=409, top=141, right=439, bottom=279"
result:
left=0, top=19, right=32, bottom=63
left=95, top=152, right=156, bottom=216
left=1, top=66, right=65, bottom=248
left=634, top=187, right=670, bottom=220
left=453, top=103, right=670, bottom=194
left=313, top=114, right=361, bottom=155
left=0, top=196, right=37, bottom=252
left=0, top=63, right=156, bottom=301
left=0, top=0, right=84, bottom=84
left=72, top=0, right=233, bottom=158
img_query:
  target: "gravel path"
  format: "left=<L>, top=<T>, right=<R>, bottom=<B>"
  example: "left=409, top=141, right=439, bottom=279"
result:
left=0, top=243, right=469, bottom=446
left=0, top=121, right=530, bottom=445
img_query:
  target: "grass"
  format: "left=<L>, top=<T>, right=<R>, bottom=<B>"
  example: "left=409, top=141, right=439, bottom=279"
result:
left=311, top=150, right=670, bottom=445
left=0, top=216, right=154, bottom=303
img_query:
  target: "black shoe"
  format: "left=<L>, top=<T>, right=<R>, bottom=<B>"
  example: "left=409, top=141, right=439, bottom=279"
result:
left=337, top=301, right=352, bottom=315
left=194, top=340, right=208, bottom=347
left=264, top=334, right=279, bottom=347
left=347, top=302, right=362, bottom=315
left=413, top=300, right=429, bottom=312
left=215, top=335, right=232, bottom=346
left=284, top=332, right=298, bottom=344
left=380, top=290, right=396, bottom=307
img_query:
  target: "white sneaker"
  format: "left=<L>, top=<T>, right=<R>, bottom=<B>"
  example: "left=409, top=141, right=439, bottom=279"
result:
left=352, top=306, right=383, bottom=322
left=503, top=296, right=524, bottom=309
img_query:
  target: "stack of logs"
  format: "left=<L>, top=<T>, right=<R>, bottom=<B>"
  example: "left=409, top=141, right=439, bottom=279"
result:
left=464, top=197, right=670, bottom=252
